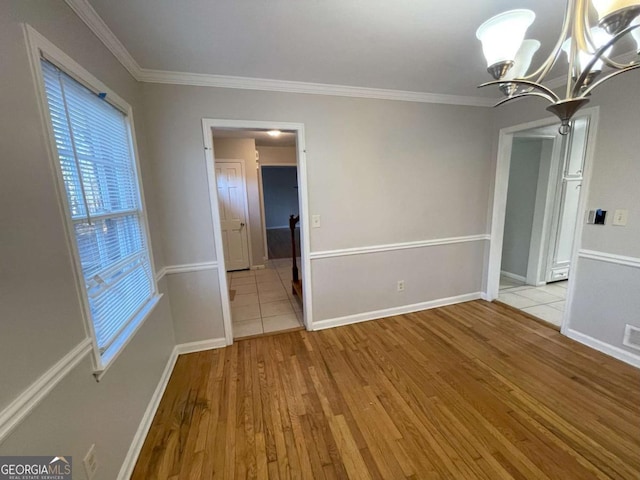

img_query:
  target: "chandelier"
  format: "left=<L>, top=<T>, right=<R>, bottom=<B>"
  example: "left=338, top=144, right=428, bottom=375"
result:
left=476, top=0, right=640, bottom=133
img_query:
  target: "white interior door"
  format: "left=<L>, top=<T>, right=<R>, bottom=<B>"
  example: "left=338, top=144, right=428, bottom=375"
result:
left=216, top=161, right=250, bottom=271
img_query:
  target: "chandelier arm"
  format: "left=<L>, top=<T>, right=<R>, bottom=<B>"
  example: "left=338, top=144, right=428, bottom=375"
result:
left=586, top=23, right=640, bottom=70
left=478, top=79, right=560, bottom=102
left=572, top=23, right=640, bottom=97
left=520, top=0, right=575, bottom=82
left=492, top=91, right=557, bottom=108
left=580, top=62, right=640, bottom=97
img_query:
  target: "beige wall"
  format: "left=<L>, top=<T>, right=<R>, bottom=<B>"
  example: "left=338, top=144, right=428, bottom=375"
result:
left=213, top=137, right=266, bottom=266
left=5, top=1, right=638, bottom=472
left=257, top=145, right=297, bottom=165
left=0, top=2, right=175, bottom=477
left=490, top=70, right=640, bottom=359
left=141, top=82, right=494, bottom=331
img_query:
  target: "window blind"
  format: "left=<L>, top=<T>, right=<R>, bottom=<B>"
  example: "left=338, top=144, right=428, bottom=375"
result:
left=41, top=59, right=153, bottom=355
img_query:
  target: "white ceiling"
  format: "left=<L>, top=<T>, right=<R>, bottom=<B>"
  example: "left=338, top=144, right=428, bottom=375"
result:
left=212, top=129, right=297, bottom=147
left=87, top=0, right=578, bottom=98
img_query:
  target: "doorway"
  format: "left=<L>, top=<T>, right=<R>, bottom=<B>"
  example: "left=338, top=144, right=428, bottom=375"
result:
left=202, top=120, right=312, bottom=344
left=487, top=108, right=599, bottom=331
left=261, top=166, right=301, bottom=259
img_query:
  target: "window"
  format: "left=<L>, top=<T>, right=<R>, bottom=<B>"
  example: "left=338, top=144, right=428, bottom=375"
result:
left=39, top=58, right=157, bottom=371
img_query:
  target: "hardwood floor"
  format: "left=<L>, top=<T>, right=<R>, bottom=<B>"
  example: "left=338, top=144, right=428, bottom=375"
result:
left=132, top=300, right=640, bottom=479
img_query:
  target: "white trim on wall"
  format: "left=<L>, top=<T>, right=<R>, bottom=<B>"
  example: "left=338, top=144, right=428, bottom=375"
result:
left=565, top=329, right=640, bottom=368
left=0, top=339, right=93, bottom=443
left=116, top=348, right=177, bottom=480
left=577, top=249, right=640, bottom=269
left=138, top=69, right=496, bottom=107
left=164, top=261, right=219, bottom=275
left=174, top=338, right=228, bottom=355
left=63, top=0, right=496, bottom=107
left=312, top=292, right=483, bottom=331
left=63, top=0, right=143, bottom=79
left=154, top=267, right=167, bottom=282
left=117, top=337, right=226, bottom=480
left=310, top=234, right=490, bottom=260
left=155, top=261, right=219, bottom=281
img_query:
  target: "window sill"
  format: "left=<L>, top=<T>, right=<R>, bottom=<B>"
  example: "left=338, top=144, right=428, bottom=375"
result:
left=93, top=293, right=163, bottom=381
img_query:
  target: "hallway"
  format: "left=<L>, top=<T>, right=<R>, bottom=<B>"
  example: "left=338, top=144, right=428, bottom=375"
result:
left=228, top=258, right=303, bottom=338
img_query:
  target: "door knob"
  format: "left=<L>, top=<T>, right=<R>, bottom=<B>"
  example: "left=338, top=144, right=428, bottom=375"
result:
left=240, top=222, right=245, bottom=227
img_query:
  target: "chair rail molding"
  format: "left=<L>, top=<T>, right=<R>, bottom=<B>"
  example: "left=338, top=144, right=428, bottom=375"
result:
left=0, top=338, right=93, bottom=443
left=155, top=261, right=219, bottom=281
left=309, top=234, right=490, bottom=260
left=577, top=249, right=640, bottom=269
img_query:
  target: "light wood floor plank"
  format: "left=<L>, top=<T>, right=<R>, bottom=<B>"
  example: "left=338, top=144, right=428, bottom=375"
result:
left=132, top=300, right=640, bottom=479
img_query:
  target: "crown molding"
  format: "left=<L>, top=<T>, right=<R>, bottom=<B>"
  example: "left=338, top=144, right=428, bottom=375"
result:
left=137, top=68, right=496, bottom=107
left=65, top=0, right=495, bottom=107
left=64, top=0, right=142, bottom=80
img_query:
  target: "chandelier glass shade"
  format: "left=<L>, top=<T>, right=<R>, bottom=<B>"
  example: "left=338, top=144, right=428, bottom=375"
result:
left=476, top=0, right=640, bottom=133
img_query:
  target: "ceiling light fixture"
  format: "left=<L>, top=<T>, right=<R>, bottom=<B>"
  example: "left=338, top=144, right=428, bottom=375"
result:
left=476, top=1, right=640, bottom=134
left=267, top=130, right=282, bottom=137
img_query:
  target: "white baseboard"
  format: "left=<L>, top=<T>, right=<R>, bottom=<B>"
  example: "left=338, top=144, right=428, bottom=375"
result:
left=480, top=292, right=490, bottom=301
left=500, top=270, right=527, bottom=282
left=565, top=328, right=640, bottom=369
left=116, top=348, right=178, bottom=480
left=311, top=292, right=482, bottom=331
left=175, top=337, right=228, bottom=355
left=117, top=337, right=227, bottom=479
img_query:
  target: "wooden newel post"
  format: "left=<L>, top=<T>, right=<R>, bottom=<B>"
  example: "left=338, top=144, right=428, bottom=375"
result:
left=289, top=215, right=299, bottom=283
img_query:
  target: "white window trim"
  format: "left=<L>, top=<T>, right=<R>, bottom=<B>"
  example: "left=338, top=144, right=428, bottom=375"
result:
left=23, top=24, right=161, bottom=378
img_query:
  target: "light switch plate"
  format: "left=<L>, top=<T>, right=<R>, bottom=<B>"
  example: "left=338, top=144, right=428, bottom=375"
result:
left=312, top=215, right=321, bottom=228
left=613, top=209, right=628, bottom=226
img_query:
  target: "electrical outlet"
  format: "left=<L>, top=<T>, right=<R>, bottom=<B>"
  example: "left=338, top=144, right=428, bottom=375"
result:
left=83, top=444, right=98, bottom=479
left=312, top=215, right=321, bottom=228
left=397, top=280, right=405, bottom=292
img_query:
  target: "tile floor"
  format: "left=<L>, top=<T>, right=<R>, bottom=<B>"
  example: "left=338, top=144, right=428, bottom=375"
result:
left=498, top=275, right=568, bottom=327
left=227, top=258, right=303, bottom=338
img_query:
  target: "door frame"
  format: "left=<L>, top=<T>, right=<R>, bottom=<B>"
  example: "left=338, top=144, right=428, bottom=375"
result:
left=258, top=163, right=299, bottom=260
left=216, top=158, right=253, bottom=271
left=202, top=119, right=313, bottom=345
left=486, top=107, right=599, bottom=334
